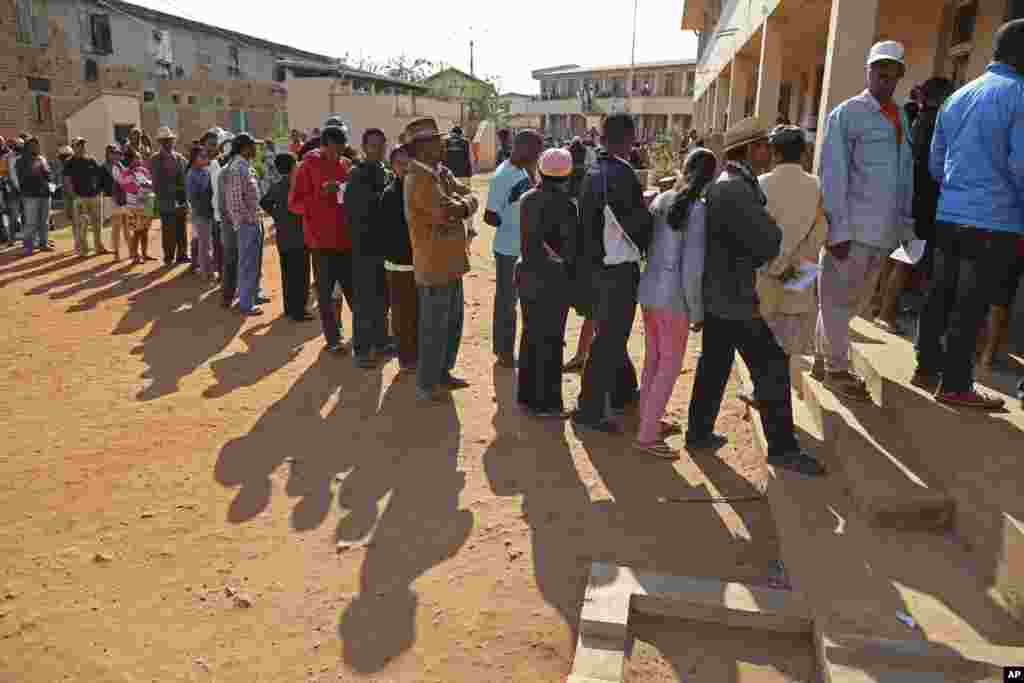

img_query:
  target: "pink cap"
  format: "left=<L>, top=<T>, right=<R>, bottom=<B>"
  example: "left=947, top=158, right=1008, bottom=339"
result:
left=539, top=148, right=573, bottom=178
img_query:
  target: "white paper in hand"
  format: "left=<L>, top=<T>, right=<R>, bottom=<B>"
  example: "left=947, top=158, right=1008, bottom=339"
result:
left=337, top=182, right=347, bottom=205
left=602, top=204, right=640, bottom=265
left=783, top=262, right=821, bottom=292
left=890, top=239, right=926, bottom=265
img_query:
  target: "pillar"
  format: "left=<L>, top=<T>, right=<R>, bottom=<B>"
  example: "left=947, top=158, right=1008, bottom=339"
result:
left=755, top=16, right=783, bottom=125
left=728, top=57, right=751, bottom=130
left=813, top=0, right=880, bottom=172
left=715, top=76, right=730, bottom=132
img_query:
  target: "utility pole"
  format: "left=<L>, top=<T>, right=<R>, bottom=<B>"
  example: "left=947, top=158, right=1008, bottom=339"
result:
left=470, top=40, right=475, bottom=76
left=627, top=0, right=638, bottom=114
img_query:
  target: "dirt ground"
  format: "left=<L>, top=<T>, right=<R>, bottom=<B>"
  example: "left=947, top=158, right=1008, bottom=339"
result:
left=0, top=177, right=793, bottom=683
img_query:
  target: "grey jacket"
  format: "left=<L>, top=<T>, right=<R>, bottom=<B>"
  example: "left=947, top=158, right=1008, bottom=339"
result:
left=703, top=168, right=782, bottom=321
left=637, top=190, right=705, bottom=322
left=819, top=90, right=915, bottom=250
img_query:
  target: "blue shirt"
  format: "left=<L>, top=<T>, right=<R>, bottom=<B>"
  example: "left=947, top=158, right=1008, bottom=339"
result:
left=486, top=160, right=532, bottom=256
left=930, top=62, right=1024, bottom=234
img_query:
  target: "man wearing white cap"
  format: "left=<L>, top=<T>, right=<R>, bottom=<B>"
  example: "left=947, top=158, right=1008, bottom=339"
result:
left=815, top=40, right=915, bottom=402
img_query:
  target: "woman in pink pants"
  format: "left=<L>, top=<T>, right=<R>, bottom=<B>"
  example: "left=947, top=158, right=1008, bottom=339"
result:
left=634, top=148, right=718, bottom=458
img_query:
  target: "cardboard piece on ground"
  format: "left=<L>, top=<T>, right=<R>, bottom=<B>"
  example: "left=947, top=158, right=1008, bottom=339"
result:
left=570, top=633, right=627, bottom=682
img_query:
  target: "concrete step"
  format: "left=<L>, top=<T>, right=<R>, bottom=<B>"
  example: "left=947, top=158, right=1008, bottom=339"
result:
left=848, top=319, right=1024, bottom=622
left=738, top=367, right=1024, bottom=650
left=802, top=371, right=955, bottom=532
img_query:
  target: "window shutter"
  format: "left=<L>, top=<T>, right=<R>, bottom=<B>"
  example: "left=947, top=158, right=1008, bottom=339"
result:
left=15, top=0, right=32, bottom=43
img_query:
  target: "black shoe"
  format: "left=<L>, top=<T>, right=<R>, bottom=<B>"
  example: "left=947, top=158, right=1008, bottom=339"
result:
left=685, top=433, right=729, bottom=451
left=767, top=450, right=827, bottom=477
left=354, top=354, right=376, bottom=369
left=441, top=374, right=470, bottom=390
left=375, top=342, right=398, bottom=358
left=571, top=411, right=620, bottom=434
left=291, top=314, right=314, bottom=322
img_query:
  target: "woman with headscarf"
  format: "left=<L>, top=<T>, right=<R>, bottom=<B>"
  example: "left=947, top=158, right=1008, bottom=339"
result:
left=112, top=145, right=153, bottom=264
left=515, top=148, right=578, bottom=417
left=633, top=148, right=715, bottom=458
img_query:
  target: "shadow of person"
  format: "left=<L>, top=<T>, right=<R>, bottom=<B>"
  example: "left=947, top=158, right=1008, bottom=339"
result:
left=112, top=269, right=199, bottom=336
left=214, top=351, right=354, bottom=524
left=202, top=317, right=321, bottom=399
left=47, top=262, right=138, bottom=301
left=66, top=266, right=171, bottom=314
left=24, top=259, right=118, bottom=296
left=0, top=251, right=72, bottom=280
left=337, top=376, right=470, bottom=674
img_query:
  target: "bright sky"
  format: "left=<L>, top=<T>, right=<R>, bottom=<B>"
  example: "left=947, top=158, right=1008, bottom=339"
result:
left=128, top=0, right=698, bottom=94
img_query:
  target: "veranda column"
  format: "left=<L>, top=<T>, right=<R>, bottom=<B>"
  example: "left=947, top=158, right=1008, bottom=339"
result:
left=813, top=0, right=880, bottom=172
left=755, top=15, right=784, bottom=125
left=728, top=57, right=750, bottom=130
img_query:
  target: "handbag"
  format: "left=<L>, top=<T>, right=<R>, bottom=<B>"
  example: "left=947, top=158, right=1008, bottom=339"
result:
left=600, top=160, right=641, bottom=266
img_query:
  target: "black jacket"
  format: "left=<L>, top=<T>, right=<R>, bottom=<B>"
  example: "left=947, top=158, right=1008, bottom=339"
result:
left=577, top=151, right=653, bottom=269
left=260, top=177, right=304, bottom=252
left=444, top=134, right=472, bottom=178
left=379, top=175, right=412, bottom=267
left=703, top=166, right=782, bottom=320
left=517, top=183, right=578, bottom=301
left=911, top=107, right=941, bottom=242
left=344, top=160, right=392, bottom=258
left=15, top=154, right=52, bottom=198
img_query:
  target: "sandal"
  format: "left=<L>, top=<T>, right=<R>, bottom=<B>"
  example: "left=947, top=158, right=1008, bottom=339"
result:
left=633, top=440, right=680, bottom=461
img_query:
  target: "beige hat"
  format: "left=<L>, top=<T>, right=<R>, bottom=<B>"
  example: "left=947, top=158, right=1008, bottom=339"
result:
left=867, top=41, right=905, bottom=66
left=155, top=126, right=177, bottom=141
left=404, top=117, right=442, bottom=143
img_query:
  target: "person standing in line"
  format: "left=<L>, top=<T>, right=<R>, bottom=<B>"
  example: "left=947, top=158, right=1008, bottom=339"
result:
left=815, top=40, right=915, bottom=401
left=633, top=148, right=714, bottom=458
left=381, top=144, right=418, bottom=373
left=686, top=157, right=826, bottom=476
left=346, top=128, right=396, bottom=368
left=64, top=137, right=108, bottom=258
left=223, top=133, right=265, bottom=317
left=186, top=146, right=216, bottom=280
left=202, top=129, right=226, bottom=280
left=756, top=126, right=828, bottom=359
left=102, top=143, right=127, bottom=260
left=15, top=136, right=53, bottom=256
left=913, top=20, right=1024, bottom=409
left=571, top=114, right=653, bottom=434
left=403, top=117, right=479, bottom=402
left=114, top=146, right=153, bottom=264
left=484, top=130, right=543, bottom=368
left=564, top=136, right=595, bottom=373
left=260, top=153, right=311, bottom=322
left=217, top=135, right=241, bottom=308
left=516, top=148, right=578, bottom=418
left=289, top=125, right=356, bottom=353
left=150, top=127, right=189, bottom=266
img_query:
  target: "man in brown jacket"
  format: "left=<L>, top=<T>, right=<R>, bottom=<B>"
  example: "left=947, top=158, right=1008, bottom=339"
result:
left=403, top=118, right=480, bottom=402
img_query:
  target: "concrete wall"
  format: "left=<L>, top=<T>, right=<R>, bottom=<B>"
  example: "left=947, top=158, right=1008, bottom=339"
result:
left=65, top=93, right=140, bottom=146
left=286, top=78, right=462, bottom=150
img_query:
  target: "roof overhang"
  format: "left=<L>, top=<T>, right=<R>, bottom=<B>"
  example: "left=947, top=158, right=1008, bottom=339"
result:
left=680, top=0, right=707, bottom=31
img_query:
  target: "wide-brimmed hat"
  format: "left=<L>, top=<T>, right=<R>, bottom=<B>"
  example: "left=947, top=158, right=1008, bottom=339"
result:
left=57, top=145, right=73, bottom=157
left=70, top=136, right=86, bottom=147
left=155, top=126, right=177, bottom=141
left=767, top=125, right=806, bottom=147
left=404, top=117, right=442, bottom=144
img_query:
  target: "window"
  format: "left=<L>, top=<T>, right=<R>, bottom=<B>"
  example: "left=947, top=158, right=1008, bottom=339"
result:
left=16, top=0, right=48, bottom=46
left=170, top=93, right=180, bottom=104
left=84, top=59, right=98, bottom=82
left=228, top=45, right=241, bottom=78
left=214, top=96, right=225, bottom=107
left=953, top=1, right=978, bottom=46
left=686, top=71, right=696, bottom=97
left=89, top=14, right=112, bottom=54
left=174, top=66, right=185, bottom=78
left=28, top=77, right=51, bottom=126
left=143, top=90, right=156, bottom=102
left=187, top=95, right=197, bottom=105
left=273, top=65, right=287, bottom=82
left=27, top=77, right=50, bottom=92
left=663, top=73, right=678, bottom=97
left=113, top=124, right=134, bottom=145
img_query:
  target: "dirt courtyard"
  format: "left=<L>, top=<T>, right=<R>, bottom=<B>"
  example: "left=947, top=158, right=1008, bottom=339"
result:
left=0, top=178, right=792, bottom=683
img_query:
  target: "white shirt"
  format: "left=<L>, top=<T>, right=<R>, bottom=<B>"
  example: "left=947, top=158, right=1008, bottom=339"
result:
left=209, top=158, right=222, bottom=222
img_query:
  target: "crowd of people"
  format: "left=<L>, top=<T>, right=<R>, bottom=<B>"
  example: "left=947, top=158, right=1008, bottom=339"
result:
left=1, top=22, right=1022, bottom=469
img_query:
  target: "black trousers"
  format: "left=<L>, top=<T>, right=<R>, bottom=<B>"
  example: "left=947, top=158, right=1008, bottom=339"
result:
left=686, top=312, right=798, bottom=459
left=314, top=249, right=355, bottom=347
left=160, top=210, right=187, bottom=263
left=278, top=246, right=310, bottom=320
left=352, top=254, right=389, bottom=355
left=915, top=223, right=1020, bottom=392
left=576, top=264, right=639, bottom=423
left=518, top=290, right=570, bottom=412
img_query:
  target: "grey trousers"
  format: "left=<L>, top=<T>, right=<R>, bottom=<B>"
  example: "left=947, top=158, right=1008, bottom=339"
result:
left=815, top=242, right=886, bottom=372
left=493, top=252, right=519, bottom=356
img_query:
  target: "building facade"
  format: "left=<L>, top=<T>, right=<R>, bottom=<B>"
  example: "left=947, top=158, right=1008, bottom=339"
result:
left=0, top=0, right=340, bottom=153
left=530, top=60, right=697, bottom=141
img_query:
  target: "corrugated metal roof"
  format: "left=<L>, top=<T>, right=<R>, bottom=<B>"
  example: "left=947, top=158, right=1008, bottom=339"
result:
left=534, top=59, right=697, bottom=78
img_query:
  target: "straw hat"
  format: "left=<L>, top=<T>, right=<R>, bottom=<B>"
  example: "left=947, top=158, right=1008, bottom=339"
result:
left=155, top=126, right=177, bottom=141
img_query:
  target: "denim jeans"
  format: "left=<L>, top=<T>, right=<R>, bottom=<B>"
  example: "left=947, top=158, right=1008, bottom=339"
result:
left=417, top=279, right=464, bottom=392
left=236, top=222, right=263, bottom=312
left=915, top=223, right=1021, bottom=392
left=21, top=196, right=50, bottom=254
left=687, top=312, right=799, bottom=458
left=493, top=252, right=519, bottom=356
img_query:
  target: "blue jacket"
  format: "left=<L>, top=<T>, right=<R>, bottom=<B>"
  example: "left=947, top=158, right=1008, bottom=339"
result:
left=930, top=62, right=1024, bottom=235
left=819, top=90, right=915, bottom=250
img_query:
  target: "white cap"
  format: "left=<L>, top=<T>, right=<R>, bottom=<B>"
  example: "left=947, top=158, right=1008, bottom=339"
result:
left=867, top=41, right=905, bottom=66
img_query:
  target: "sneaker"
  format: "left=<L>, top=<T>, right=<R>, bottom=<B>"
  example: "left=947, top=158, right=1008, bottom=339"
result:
left=909, top=369, right=941, bottom=393
left=685, top=433, right=729, bottom=451
left=441, top=374, right=470, bottom=390
left=633, top=440, right=681, bottom=461
left=823, top=370, right=872, bottom=402
left=767, top=450, right=827, bottom=477
left=416, top=386, right=446, bottom=403
left=935, top=388, right=1005, bottom=410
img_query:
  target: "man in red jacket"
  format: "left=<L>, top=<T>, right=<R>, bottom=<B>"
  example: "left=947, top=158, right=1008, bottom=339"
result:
left=289, top=125, right=356, bottom=353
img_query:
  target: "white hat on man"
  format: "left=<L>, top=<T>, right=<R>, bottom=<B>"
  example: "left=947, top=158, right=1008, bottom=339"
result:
left=867, top=41, right=905, bottom=66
